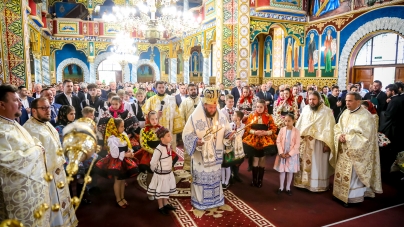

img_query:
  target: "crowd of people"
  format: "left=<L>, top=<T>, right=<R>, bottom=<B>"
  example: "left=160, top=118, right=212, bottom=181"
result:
left=0, top=77, right=403, bottom=226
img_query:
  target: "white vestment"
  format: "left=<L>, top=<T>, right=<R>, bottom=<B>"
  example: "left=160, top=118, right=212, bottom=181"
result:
left=182, top=102, right=232, bottom=210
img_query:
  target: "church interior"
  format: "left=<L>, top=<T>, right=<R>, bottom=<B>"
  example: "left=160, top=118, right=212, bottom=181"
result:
left=0, top=0, right=403, bottom=226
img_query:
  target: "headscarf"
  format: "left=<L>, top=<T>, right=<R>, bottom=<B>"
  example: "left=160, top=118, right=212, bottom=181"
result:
left=277, top=91, right=295, bottom=106
left=239, top=88, right=254, bottom=104
left=104, top=118, right=132, bottom=152
left=144, top=111, right=161, bottom=132
left=251, top=101, right=270, bottom=124
left=365, top=100, right=377, bottom=115
left=56, top=105, right=75, bottom=126
left=109, top=101, right=125, bottom=118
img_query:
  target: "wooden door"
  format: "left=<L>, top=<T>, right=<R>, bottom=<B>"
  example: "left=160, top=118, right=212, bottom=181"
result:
left=353, top=67, right=373, bottom=90
left=395, top=66, right=404, bottom=82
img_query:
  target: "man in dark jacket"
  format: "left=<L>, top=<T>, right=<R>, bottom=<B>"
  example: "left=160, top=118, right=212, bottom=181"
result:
left=328, top=85, right=344, bottom=122
left=364, top=80, right=387, bottom=116
left=54, top=79, right=82, bottom=119
left=231, top=78, right=242, bottom=107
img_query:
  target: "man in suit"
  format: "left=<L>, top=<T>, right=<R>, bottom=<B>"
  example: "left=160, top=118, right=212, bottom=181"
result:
left=41, top=88, right=61, bottom=126
left=219, top=83, right=229, bottom=96
left=328, top=85, right=344, bottom=123
left=175, top=84, right=188, bottom=107
left=266, top=80, right=275, bottom=96
left=231, top=78, right=242, bottom=107
left=72, top=82, right=80, bottom=97
left=78, top=83, right=90, bottom=102
left=55, top=79, right=82, bottom=119
left=364, top=80, right=387, bottom=116
left=256, top=84, right=274, bottom=114
left=17, top=86, right=34, bottom=125
left=82, top=83, right=105, bottom=121
left=101, top=81, right=118, bottom=99
left=32, top=83, right=42, bottom=98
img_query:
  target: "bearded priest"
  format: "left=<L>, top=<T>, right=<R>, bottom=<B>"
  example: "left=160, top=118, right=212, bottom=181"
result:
left=23, top=97, right=78, bottom=226
left=182, top=87, right=235, bottom=210
left=332, top=92, right=382, bottom=207
left=0, top=85, right=51, bottom=226
left=294, top=91, right=336, bottom=192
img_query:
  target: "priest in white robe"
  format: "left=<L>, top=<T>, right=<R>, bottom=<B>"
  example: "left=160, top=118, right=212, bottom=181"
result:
left=332, top=92, right=382, bottom=206
left=23, top=97, right=78, bottom=226
left=294, top=91, right=335, bottom=192
left=182, top=87, right=234, bottom=210
left=0, top=85, right=51, bottom=227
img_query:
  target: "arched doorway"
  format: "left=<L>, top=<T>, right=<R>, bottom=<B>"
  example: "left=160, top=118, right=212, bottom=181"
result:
left=63, top=64, right=84, bottom=82
left=97, top=60, right=122, bottom=84
left=136, top=64, right=155, bottom=82
left=351, top=32, right=404, bottom=90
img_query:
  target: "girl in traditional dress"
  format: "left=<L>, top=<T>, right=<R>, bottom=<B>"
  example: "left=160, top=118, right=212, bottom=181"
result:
left=243, top=99, right=277, bottom=188
left=236, top=86, right=258, bottom=121
left=147, top=127, right=177, bottom=215
left=273, top=88, right=299, bottom=128
left=274, top=113, right=300, bottom=196
left=95, top=118, right=138, bottom=208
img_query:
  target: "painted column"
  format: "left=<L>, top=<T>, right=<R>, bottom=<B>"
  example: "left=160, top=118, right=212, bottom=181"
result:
left=238, top=0, right=250, bottom=85
left=213, top=0, right=223, bottom=85
left=300, top=47, right=305, bottom=77
left=131, top=63, right=137, bottom=82
left=33, top=54, right=42, bottom=84
left=88, top=61, right=95, bottom=83
left=0, top=0, right=31, bottom=85
left=183, top=55, right=190, bottom=84
left=202, top=50, right=211, bottom=85
left=42, top=56, right=50, bottom=84
left=169, top=58, right=177, bottom=83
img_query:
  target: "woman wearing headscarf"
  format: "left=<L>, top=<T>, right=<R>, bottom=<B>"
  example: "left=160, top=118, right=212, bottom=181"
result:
left=236, top=86, right=258, bottom=122
left=273, top=88, right=299, bottom=128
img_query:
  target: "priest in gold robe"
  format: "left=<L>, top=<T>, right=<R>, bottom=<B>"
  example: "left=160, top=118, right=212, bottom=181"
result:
left=0, top=85, right=51, bottom=227
left=332, top=92, right=382, bottom=206
left=24, top=98, right=78, bottom=227
left=179, top=84, right=200, bottom=171
left=142, top=81, right=184, bottom=150
left=294, top=91, right=335, bottom=192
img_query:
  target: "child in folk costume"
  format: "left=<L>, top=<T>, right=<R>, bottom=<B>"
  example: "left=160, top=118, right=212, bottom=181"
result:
left=134, top=111, right=178, bottom=200
left=95, top=118, right=139, bottom=208
left=243, top=99, right=278, bottom=188
left=147, top=127, right=178, bottom=215
left=274, top=113, right=300, bottom=196
left=222, top=111, right=245, bottom=189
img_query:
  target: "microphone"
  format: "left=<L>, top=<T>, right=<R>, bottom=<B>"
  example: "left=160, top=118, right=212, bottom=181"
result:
left=160, top=100, right=165, bottom=111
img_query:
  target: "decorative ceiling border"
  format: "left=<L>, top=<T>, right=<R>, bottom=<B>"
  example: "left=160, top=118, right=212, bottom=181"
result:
left=250, top=9, right=307, bottom=23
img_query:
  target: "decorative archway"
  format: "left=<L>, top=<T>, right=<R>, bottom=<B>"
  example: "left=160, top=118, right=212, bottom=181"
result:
left=131, top=59, right=160, bottom=82
left=338, top=17, right=404, bottom=89
left=92, top=52, right=131, bottom=82
left=56, top=58, right=90, bottom=83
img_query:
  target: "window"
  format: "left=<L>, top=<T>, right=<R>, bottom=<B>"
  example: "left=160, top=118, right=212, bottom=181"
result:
left=98, top=60, right=121, bottom=83
left=354, top=33, right=404, bottom=66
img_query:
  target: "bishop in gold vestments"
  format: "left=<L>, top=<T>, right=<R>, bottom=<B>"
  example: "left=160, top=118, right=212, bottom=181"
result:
left=0, top=116, right=51, bottom=227
left=332, top=106, right=382, bottom=204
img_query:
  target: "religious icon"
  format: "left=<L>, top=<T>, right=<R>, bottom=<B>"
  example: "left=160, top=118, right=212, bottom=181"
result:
left=251, top=44, right=257, bottom=71
left=285, top=38, right=293, bottom=73
left=293, top=41, right=299, bottom=72
left=193, top=55, right=198, bottom=73
left=308, top=33, right=317, bottom=73
left=265, top=41, right=271, bottom=73
left=323, top=29, right=336, bottom=73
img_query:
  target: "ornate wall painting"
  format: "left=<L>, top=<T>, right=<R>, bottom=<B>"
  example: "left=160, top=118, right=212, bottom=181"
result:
left=305, top=29, right=319, bottom=77
left=264, top=36, right=272, bottom=77
left=177, top=52, right=183, bottom=74
left=251, top=38, right=259, bottom=76
left=57, top=21, right=79, bottom=35
left=137, top=65, right=154, bottom=77
left=204, top=0, right=216, bottom=21
left=199, top=52, right=204, bottom=74
left=271, top=0, right=301, bottom=8
left=308, top=0, right=350, bottom=21
left=321, top=26, right=337, bottom=77
left=63, top=63, right=84, bottom=82
left=191, top=51, right=199, bottom=76
left=162, top=53, right=169, bottom=75
left=284, top=36, right=300, bottom=77
left=104, top=23, right=120, bottom=36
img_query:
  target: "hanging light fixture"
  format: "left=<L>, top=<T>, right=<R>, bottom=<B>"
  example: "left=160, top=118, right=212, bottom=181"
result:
left=108, top=31, right=139, bottom=65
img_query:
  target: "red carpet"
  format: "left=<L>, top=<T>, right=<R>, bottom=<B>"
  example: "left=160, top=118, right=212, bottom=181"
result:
left=324, top=204, right=404, bottom=227
left=76, top=155, right=403, bottom=226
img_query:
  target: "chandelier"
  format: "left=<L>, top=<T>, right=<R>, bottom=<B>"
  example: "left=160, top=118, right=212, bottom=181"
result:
left=108, top=31, right=139, bottom=65
left=101, top=0, right=201, bottom=43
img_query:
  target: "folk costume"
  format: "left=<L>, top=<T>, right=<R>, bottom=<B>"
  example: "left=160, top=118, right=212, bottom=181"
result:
left=179, top=95, right=201, bottom=171
left=294, top=103, right=335, bottom=192
left=182, top=88, right=232, bottom=210
left=0, top=116, right=51, bottom=227
left=273, top=94, right=299, bottom=128
left=236, top=89, right=258, bottom=118
left=333, top=106, right=382, bottom=204
left=147, top=143, right=177, bottom=199
left=242, top=106, right=277, bottom=187
left=96, top=118, right=139, bottom=180
left=23, top=117, right=78, bottom=227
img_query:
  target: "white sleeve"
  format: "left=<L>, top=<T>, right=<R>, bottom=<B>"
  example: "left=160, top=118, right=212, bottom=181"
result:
left=108, top=136, right=122, bottom=160
left=300, top=100, right=306, bottom=113
left=126, top=102, right=135, bottom=115
left=150, top=148, right=161, bottom=171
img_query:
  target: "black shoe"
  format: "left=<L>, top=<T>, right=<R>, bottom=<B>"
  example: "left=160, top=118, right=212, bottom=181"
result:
left=286, top=190, right=292, bottom=196
left=159, top=207, right=169, bottom=215
left=222, top=184, right=227, bottom=190
left=164, top=204, right=177, bottom=211
left=276, top=189, right=283, bottom=195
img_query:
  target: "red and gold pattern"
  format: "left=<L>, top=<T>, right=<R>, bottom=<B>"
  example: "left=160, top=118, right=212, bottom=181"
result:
left=242, top=113, right=277, bottom=150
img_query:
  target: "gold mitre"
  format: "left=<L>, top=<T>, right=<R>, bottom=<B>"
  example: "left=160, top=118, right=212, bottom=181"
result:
left=202, top=87, right=220, bottom=105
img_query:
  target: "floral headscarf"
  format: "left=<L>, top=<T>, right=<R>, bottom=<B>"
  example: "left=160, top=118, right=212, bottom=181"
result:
left=364, top=100, right=377, bottom=115
left=277, top=91, right=295, bottom=106
left=105, top=118, right=132, bottom=152
left=109, top=101, right=125, bottom=118
left=251, top=101, right=270, bottom=124
left=56, top=105, right=75, bottom=126
left=239, top=88, right=254, bottom=104
left=144, top=111, right=161, bottom=132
